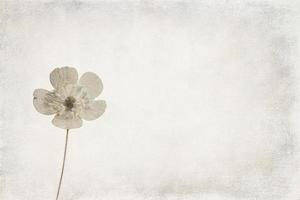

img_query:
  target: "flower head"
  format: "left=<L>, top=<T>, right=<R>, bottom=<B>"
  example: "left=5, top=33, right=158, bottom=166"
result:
left=33, top=67, right=106, bottom=129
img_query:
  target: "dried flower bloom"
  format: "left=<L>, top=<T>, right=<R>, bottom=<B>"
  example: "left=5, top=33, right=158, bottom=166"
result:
left=33, top=66, right=106, bottom=129
left=33, top=66, right=106, bottom=200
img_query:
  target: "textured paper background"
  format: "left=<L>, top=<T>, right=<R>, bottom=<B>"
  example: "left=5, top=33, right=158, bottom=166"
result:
left=1, top=0, right=300, bottom=199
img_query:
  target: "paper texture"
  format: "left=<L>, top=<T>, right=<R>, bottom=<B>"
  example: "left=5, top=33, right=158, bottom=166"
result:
left=1, top=1, right=300, bottom=199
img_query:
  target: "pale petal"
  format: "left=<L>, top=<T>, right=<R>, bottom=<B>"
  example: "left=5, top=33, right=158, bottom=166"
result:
left=55, top=84, right=88, bottom=102
left=52, top=111, right=82, bottom=129
left=33, top=89, right=57, bottom=115
left=68, top=84, right=88, bottom=99
left=50, top=67, right=78, bottom=90
left=80, top=100, right=106, bottom=121
left=79, top=72, right=103, bottom=99
left=56, top=84, right=76, bottom=99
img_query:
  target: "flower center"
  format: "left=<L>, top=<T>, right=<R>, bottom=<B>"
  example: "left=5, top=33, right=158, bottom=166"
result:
left=64, top=96, right=76, bottom=110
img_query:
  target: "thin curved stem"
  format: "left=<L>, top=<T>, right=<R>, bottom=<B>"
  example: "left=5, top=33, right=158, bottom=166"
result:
left=56, top=129, right=69, bottom=200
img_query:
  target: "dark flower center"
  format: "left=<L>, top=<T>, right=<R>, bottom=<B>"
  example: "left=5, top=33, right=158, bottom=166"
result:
left=64, top=96, right=76, bottom=110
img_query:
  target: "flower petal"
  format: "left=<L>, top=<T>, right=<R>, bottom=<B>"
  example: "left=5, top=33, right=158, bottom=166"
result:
left=80, top=100, right=106, bottom=121
left=56, top=84, right=76, bottom=99
left=33, top=89, right=57, bottom=115
left=52, top=111, right=82, bottom=129
left=79, top=72, right=103, bottom=99
left=50, top=67, right=78, bottom=90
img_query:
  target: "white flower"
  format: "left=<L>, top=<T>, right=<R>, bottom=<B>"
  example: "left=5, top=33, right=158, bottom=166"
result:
left=33, top=67, right=106, bottom=129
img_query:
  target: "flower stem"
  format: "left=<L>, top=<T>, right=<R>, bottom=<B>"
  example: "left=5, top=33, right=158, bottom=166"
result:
left=56, top=129, right=69, bottom=200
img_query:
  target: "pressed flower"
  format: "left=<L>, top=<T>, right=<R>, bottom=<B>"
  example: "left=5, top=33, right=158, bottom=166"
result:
left=33, top=66, right=106, bottom=200
left=33, top=66, right=106, bottom=129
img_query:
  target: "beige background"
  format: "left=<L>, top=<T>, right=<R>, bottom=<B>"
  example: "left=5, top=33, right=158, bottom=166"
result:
left=1, top=0, right=300, bottom=199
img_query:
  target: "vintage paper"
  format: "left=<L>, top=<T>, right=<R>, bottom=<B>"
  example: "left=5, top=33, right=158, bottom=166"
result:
left=1, top=1, right=300, bottom=199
